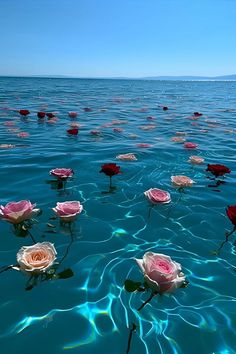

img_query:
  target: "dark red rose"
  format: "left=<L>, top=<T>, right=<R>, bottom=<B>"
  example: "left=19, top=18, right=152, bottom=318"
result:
left=84, top=107, right=92, bottom=112
left=193, top=112, right=203, bottom=117
left=100, top=163, right=121, bottom=177
left=67, top=128, right=78, bottom=135
left=37, top=112, right=46, bottom=118
left=19, top=109, right=30, bottom=116
left=46, top=113, right=55, bottom=118
left=206, top=164, right=231, bottom=177
left=163, top=106, right=168, bottom=111
left=226, top=205, right=236, bottom=226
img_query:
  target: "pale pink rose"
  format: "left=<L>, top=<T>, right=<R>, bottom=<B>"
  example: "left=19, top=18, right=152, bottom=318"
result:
left=0, top=200, right=39, bottom=224
left=136, top=143, right=152, bottom=148
left=0, top=144, right=15, bottom=149
left=184, top=142, right=198, bottom=149
left=135, top=252, right=186, bottom=293
left=175, top=131, right=187, bottom=136
left=171, top=175, right=195, bottom=188
left=50, top=168, right=74, bottom=179
left=68, top=111, right=78, bottom=118
left=116, top=153, right=137, bottom=161
left=111, top=120, right=128, bottom=125
left=52, top=201, right=83, bottom=222
left=144, top=188, right=171, bottom=204
left=139, top=125, right=156, bottom=131
left=188, top=156, right=205, bottom=164
left=171, top=137, right=185, bottom=143
left=16, top=242, right=57, bottom=273
left=17, top=132, right=29, bottom=138
left=4, top=121, right=15, bottom=126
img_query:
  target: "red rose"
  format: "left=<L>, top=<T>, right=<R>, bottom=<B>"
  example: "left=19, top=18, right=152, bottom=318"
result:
left=67, top=128, right=78, bottom=135
left=37, top=112, right=46, bottom=118
left=193, top=112, right=202, bottom=117
left=206, top=164, right=231, bottom=177
left=100, top=163, right=121, bottom=177
left=226, top=205, right=236, bottom=226
left=19, top=109, right=30, bottom=116
left=46, top=113, right=55, bottom=118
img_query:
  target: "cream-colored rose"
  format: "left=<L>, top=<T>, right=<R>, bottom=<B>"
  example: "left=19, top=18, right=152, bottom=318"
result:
left=171, top=175, right=195, bottom=188
left=17, top=242, right=57, bottom=273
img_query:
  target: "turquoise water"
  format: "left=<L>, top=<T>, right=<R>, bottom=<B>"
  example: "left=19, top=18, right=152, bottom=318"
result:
left=0, top=77, right=236, bottom=354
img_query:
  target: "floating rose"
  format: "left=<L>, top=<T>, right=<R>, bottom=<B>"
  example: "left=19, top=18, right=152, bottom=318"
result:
left=100, top=163, right=121, bottom=189
left=19, top=109, right=30, bottom=116
left=135, top=252, right=186, bottom=293
left=206, top=164, right=231, bottom=178
left=17, top=132, right=29, bottom=138
left=68, top=111, right=78, bottom=118
left=136, top=143, right=152, bottom=148
left=184, top=142, right=198, bottom=149
left=116, top=153, right=137, bottom=161
left=90, top=130, right=101, bottom=136
left=49, top=168, right=74, bottom=190
left=188, top=156, right=205, bottom=164
left=46, top=113, right=55, bottom=118
left=0, top=200, right=39, bottom=225
left=53, top=201, right=83, bottom=222
left=113, top=127, right=123, bottom=133
left=171, top=175, right=195, bottom=188
left=50, top=168, right=74, bottom=180
left=171, top=137, right=185, bottom=143
left=144, top=188, right=171, bottom=205
left=226, top=205, right=236, bottom=226
left=37, top=112, right=46, bottom=118
left=67, top=128, right=79, bottom=135
left=16, top=242, right=57, bottom=273
left=193, top=112, right=202, bottom=117
left=163, top=106, right=168, bottom=111
left=83, top=107, right=92, bottom=112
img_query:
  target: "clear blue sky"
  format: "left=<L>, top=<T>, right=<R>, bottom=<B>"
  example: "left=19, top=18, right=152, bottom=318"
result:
left=0, top=0, right=235, bottom=77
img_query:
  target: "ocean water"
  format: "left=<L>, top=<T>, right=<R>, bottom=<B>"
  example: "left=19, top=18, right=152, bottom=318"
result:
left=0, top=77, right=236, bottom=354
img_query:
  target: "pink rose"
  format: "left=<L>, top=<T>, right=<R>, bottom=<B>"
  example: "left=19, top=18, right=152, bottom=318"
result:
left=0, top=200, right=39, bottom=224
left=184, top=142, right=198, bottom=149
left=116, top=153, right=137, bottom=161
left=50, top=168, right=74, bottom=179
left=188, top=156, right=205, bottom=164
left=68, top=111, right=78, bottom=118
left=135, top=252, right=186, bottom=293
left=171, top=175, right=195, bottom=188
left=17, top=242, right=57, bottom=273
left=144, top=188, right=171, bottom=204
left=52, top=201, right=83, bottom=222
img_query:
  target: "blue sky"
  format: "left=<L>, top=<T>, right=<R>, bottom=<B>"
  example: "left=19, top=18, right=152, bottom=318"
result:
left=0, top=0, right=235, bottom=77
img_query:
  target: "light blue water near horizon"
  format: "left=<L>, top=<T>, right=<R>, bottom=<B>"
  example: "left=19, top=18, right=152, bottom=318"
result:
left=0, top=77, right=236, bottom=354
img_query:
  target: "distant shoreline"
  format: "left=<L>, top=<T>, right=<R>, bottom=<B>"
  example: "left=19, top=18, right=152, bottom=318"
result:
left=0, top=75, right=236, bottom=81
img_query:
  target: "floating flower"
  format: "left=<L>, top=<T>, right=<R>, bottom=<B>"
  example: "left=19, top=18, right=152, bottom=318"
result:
left=100, top=163, right=121, bottom=189
left=19, top=109, right=30, bottom=116
left=67, top=128, right=78, bottom=135
left=17, top=132, right=29, bottom=138
left=100, top=163, right=121, bottom=177
left=171, top=175, right=195, bottom=188
left=83, top=107, right=92, bottom=112
left=184, top=142, right=198, bottom=149
left=163, top=106, right=168, bottom=111
left=113, top=127, right=123, bottom=133
left=0, top=200, right=39, bottom=224
left=68, top=111, right=78, bottom=118
left=226, top=205, right=236, bottom=226
left=193, top=112, right=202, bottom=117
left=206, top=164, right=231, bottom=177
left=188, top=156, right=205, bottom=164
left=37, top=112, right=46, bottom=118
left=144, top=188, right=171, bottom=204
left=171, top=137, right=185, bottom=143
left=136, top=143, right=152, bottom=148
left=53, top=201, right=83, bottom=222
left=135, top=252, right=186, bottom=293
left=16, top=242, right=57, bottom=273
left=50, top=168, right=74, bottom=180
left=46, top=113, right=55, bottom=118
left=90, top=130, right=101, bottom=136
left=116, top=153, right=137, bottom=161
left=0, top=144, right=15, bottom=149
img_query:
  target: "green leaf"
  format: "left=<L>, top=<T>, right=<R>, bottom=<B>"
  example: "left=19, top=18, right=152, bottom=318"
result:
left=57, top=268, right=74, bottom=279
left=124, top=279, right=142, bottom=292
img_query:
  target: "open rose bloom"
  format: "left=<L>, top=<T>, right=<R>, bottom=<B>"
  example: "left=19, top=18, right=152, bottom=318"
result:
left=171, top=175, right=195, bottom=188
left=188, top=156, right=205, bottom=164
left=50, top=168, right=74, bottom=179
left=0, top=200, right=39, bottom=224
left=53, top=201, right=83, bottom=222
left=135, top=252, right=186, bottom=293
left=144, top=188, right=171, bottom=204
left=16, top=242, right=57, bottom=273
left=116, top=153, right=137, bottom=161
left=226, top=205, right=236, bottom=226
